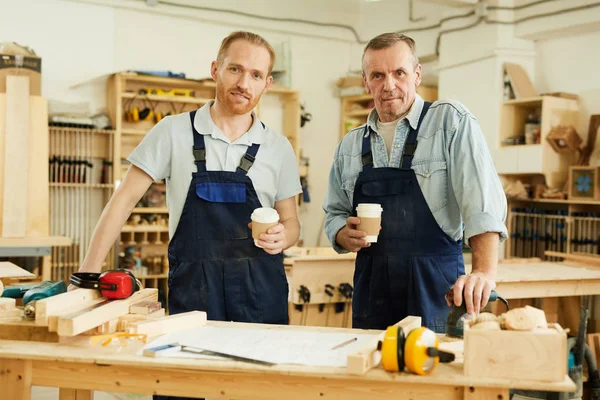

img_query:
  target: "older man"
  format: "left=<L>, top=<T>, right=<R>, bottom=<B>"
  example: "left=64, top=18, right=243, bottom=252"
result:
left=323, top=32, right=507, bottom=332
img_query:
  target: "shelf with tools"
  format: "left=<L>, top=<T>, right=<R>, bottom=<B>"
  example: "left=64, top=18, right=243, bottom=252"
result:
left=338, top=86, right=438, bottom=140
left=48, top=126, right=116, bottom=282
left=505, top=197, right=600, bottom=261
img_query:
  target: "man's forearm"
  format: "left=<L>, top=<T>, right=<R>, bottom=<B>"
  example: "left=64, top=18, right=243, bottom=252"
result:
left=469, top=232, right=500, bottom=278
left=281, top=217, right=300, bottom=250
left=79, top=195, right=141, bottom=273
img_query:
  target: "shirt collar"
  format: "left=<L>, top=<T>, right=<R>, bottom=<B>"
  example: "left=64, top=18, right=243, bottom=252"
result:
left=193, top=100, right=266, bottom=145
left=364, top=93, right=424, bottom=137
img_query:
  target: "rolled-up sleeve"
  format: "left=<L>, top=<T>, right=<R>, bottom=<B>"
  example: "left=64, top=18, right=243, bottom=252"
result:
left=323, top=146, right=353, bottom=254
left=448, top=114, right=508, bottom=245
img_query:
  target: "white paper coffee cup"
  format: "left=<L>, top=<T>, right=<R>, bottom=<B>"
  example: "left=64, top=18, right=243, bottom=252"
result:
left=251, top=207, right=279, bottom=248
left=356, top=203, right=383, bottom=243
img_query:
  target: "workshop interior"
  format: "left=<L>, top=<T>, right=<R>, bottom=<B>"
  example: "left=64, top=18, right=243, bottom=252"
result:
left=1, top=0, right=600, bottom=399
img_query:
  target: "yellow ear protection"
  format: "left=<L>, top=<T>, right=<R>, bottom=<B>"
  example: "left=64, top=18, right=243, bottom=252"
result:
left=378, top=326, right=455, bottom=376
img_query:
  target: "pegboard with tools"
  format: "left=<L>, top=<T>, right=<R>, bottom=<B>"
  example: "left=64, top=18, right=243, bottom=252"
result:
left=285, top=250, right=356, bottom=328
left=506, top=199, right=600, bottom=261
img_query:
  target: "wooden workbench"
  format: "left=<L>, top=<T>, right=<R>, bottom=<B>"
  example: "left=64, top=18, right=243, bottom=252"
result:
left=0, top=321, right=575, bottom=400
left=285, top=251, right=600, bottom=331
left=466, top=261, right=600, bottom=299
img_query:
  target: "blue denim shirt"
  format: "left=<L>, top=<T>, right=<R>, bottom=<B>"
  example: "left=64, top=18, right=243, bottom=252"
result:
left=323, top=94, right=508, bottom=253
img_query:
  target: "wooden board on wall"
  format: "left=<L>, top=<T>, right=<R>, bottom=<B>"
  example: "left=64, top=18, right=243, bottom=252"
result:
left=2, top=76, right=30, bottom=237
left=504, top=63, right=537, bottom=99
left=27, top=96, right=49, bottom=236
left=0, top=80, right=50, bottom=237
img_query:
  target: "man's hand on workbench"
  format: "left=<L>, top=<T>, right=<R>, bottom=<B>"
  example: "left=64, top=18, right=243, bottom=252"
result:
left=447, top=272, right=496, bottom=314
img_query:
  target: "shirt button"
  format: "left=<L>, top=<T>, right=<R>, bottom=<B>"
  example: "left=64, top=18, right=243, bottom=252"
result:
left=379, top=146, right=383, bottom=150
left=425, top=169, right=430, bottom=174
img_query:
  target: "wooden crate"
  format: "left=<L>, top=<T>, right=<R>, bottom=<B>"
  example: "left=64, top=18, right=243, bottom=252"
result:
left=546, top=125, right=582, bottom=153
left=464, top=323, right=567, bottom=382
left=568, top=166, right=600, bottom=201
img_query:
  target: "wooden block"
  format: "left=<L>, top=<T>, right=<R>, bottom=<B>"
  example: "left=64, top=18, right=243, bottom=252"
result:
left=128, top=311, right=207, bottom=337
left=118, top=308, right=166, bottom=331
left=0, top=297, right=16, bottom=310
left=36, top=288, right=103, bottom=326
left=57, top=288, right=158, bottom=337
left=0, top=307, right=22, bottom=322
left=130, top=301, right=161, bottom=315
left=0, top=320, right=59, bottom=342
left=346, top=315, right=421, bottom=375
left=2, top=77, right=30, bottom=237
left=464, top=323, right=567, bottom=382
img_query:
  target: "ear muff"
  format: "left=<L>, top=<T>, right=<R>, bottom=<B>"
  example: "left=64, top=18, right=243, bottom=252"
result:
left=379, top=326, right=455, bottom=376
left=380, top=325, right=405, bottom=372
left=404, top=327, right=439, bottom=376
left=70, top=269, right=141, bottom=299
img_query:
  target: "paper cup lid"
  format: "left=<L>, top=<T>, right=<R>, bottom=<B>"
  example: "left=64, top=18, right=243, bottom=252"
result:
left=251, top=207, right=279, bottom=223
left=356, top=203, right=383, bottom=212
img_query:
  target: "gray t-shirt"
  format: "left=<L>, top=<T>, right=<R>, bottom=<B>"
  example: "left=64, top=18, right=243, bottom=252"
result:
left=127, top=101, right=303, bottom=238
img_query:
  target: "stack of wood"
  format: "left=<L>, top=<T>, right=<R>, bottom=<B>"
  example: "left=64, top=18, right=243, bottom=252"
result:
left=468, top=306, right=548, bottom=331
left=0, top=297, right=21, bottom=323
left=0, top=285, right=208, bottom=342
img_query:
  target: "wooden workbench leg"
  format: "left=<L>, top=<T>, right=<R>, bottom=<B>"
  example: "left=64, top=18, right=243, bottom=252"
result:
left=0, top=359, right=32, bottom=400
left=59, top=388, right=93, bottom=400
left=464, top=386, right=510, bottom=400
left=41, top=255, right=52, bottom=281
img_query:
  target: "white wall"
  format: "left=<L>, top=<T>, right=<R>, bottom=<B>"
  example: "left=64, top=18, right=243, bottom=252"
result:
left=0, top=0, right=359, bottom=247
left=535, top=30, right=600, bottom=164
left=3, top=0, right=600, bottom=247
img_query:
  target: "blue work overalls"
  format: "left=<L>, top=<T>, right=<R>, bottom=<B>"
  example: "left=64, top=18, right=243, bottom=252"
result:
left=351, top=102, right=465, bottom=333
left=155, top=110, right=288, bottom=400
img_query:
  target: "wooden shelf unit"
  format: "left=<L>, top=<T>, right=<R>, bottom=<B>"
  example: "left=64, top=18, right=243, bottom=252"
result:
left=506, top=197, right=600, bottom=261
left=338, top=86, right=438, bottom=140
left=48, top=126, right=116, bottom=282
left=496, top=95, right=579, bottom=189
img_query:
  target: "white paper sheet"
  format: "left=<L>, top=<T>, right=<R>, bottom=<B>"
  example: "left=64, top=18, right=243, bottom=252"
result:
left=141, top=326, right=377, bottom=367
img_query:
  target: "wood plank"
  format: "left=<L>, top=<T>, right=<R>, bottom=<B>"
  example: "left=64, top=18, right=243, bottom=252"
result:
left=2, top=77, right=29, bottom=237
left=0, top=95, right=4, bottom=233
left=0, top=261, right=35, bottom=279
left=464, top=387, right=510, bottom=400
left=57, top=288, right=158, bottom=336
left=32, top=360, right=461, bottom=400
left=0, top=236, right=71, bottom=247
left=545, top=251, right=600, bottom=266
left=129, top=310, right=207, bottom=336
left=0, top=359, right=32, bottom=400
left=36, top=288, right=103, bottom=326
left=26, top=95, right=49, bottom=236
left=129, top=301, right=161, bottom=315
left=59, top=388, right=93, bottom=400
left=346, top=316, right=421, bottom=375
left=0, top=320, right=59, bottom=342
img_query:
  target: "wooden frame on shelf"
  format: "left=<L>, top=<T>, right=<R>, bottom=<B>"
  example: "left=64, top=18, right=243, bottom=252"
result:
left=568, top=166, right=600, bottom=201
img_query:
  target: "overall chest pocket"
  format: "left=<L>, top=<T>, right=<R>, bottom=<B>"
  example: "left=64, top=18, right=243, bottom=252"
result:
left=194, top=182, right=250, bottom=240
left=412, top=160, right=448, bottom=213
left=358, top=178, right=414, bottom=241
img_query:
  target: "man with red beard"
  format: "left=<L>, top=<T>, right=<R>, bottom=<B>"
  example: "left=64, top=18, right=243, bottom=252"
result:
left=74, top=32, right=301, bottom=335
left=323, top=32, right=507, bottom=333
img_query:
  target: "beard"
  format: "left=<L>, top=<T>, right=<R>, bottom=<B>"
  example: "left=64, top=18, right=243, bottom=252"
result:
left=215, top=80, right=261, bottom=115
